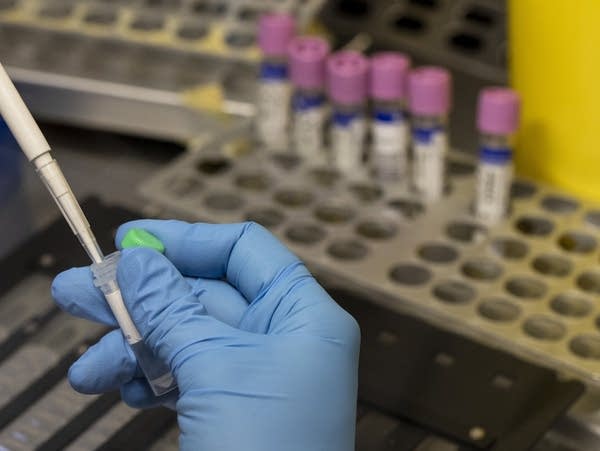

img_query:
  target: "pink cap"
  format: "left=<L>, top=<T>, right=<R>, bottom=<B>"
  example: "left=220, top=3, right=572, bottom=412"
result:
left=477, top=87, right=521, bottom=135
left=258, top=13, right=296, bottom=57
left=326, top=51, right=369, bottom=105
left=288, top=36, right=330, bottom=89
left=408, top=66, right=452, bottom=116
left=369, top=52, right=411, bottom=101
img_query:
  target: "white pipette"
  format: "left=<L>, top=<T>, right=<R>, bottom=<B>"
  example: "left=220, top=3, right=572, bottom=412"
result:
left=0, top=63, right=176, bottom=396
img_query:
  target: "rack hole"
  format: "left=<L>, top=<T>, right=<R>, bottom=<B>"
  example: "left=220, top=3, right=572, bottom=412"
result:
left=337, top=0, right=370, bottom=17
left=585, top=210, right=600, bottom=228
left=285, top=223, right=326, bottom=245
left=570, top=335, right=600, bottom=360
left=393, top=15, right=425, bottom=33
left=196, top=156, right=231, bottom=175
left=515, top=216, right=554, bottom=237
left=461, top=258, right=502, bottom=281
left=433, top=281, right=476, bottom=304
left=245, top=207, right=285, bottom=228
left=505, top=277, right=547, bottom=300
left=130, top=14, right=164, bottom=31
left=445, top=222, right=486, bottom=243
left=448, top=159, right=475, bottom=176
left=204, top=192, right=244, bottom=211
left=478, top=298, right=520, bottom=322
left=389, top=264, right=432, bottom=286
left=270, top=152, right=301, bottom=171
left=511, top=180, right=537, bottom=199
left=84, top=7, right=118, bottom=24
left=356, top=219, right=397, bottom=240
left=38, top=3, right=73, bottom=18
left=225, top=30, right=255, bottom=48
left=309, top=167, right=340, bottom=187
left=491, top=237, right=528, bottom=259
left=576, top=272, right=600, bottom=294
left=0, top=0, right=16, bottom=11
left=314, top=203, right=355, bottom=224
left=274, top=188, right=314, bottom=208
left=235, top=172, right=271, bottom=191
left=541, top=195, right=579, bottom=214
left=327, top=239, right=368, bottom=261
left=349, top=183, right=383, bottom=202
left=410, top=0, right=439, bottom=8
left=558, top=231, right=597, bottom=254
left=191, top=0, right=227, bottom=16
left=418, top=243, right=459, bottom=264
left=177, top=22, right=208, bottom=40
left=387, top=199, right=424, bottom=219
left=449, top=32, right=483, bottom=53
left=532, top=254, right=572, bottom=277
left=550, top=293, right=592, bottom=318
left=465, top=6, right=496, bottom=26
left=523, top=315, right=566, bottom=341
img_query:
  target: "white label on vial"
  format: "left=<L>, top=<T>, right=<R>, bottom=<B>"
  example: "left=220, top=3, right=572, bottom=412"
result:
left=372, top=120, right=409, bottom=179
left=332, top=118, right=366, bottom=173
left=293, top=106, right=325, bottom=160
left=256, top=80, right=291, bottom=149
left=413, top=131, right=447, bottom=202
left=475, top=161, right=513, bottom=224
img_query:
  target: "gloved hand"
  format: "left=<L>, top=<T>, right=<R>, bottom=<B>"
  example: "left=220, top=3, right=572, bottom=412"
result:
left=52, top=220, right=360, bottom=451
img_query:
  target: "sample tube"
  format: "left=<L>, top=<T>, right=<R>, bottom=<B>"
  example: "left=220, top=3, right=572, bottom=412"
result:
left=408, top=67, right=451, bottom=202
left=475, top=88, right=521, bottom=224
left=256, top=13, right=296, bottom=149
left=288, top=36, right=330, bottom=161
left=369, top=52, right=411, bottom=181
left=326, top=51, right=369, bottom=173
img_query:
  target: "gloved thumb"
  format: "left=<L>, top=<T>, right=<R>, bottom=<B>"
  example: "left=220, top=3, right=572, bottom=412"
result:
left=116, top=248, right=237, bottom=382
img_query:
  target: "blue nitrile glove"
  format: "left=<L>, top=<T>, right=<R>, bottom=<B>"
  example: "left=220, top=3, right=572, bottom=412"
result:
left=51, top=220, right=360, bottom=451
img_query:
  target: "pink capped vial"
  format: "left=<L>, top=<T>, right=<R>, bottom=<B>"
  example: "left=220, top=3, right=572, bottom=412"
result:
left=255, top=13, right=296, bottom=149
left=370, top=52, right=411, bottom=181
left=288, top=36, right=330, bottom=158
left=370, top=52, right=411, bottom=101
left=326, top=51, right=369, bottom=106
left=258, top=13, right=296, bottom=58
left=409, top=66, right=452, bottom=202
left=408, top=66, right=452, bottom=116
left=475, top=87, right=521, bottom=224
left=327, top=51, right=370, bottom=173
left=477, top=87, right=521, bottom=135
left=288, top=36, right=330, bottom=90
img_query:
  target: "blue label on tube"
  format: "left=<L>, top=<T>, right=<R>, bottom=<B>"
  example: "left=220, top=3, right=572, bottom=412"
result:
left=259, top=62, right=288, bottom=81
left=292, top=92, right=325, bottom=112
left=480, top=147, right=512, bottom=164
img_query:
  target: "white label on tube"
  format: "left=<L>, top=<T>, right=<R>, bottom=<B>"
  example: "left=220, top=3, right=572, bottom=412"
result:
left=372, top=120, right=409, bottom=178
left=256, top=80, right=291, bottom=149
left=475, top=161, right=513, bottom=224
left=413, top=131, right=447, bottom=202
left=293, top=106, right=325, bottom=159
left=332, top=118, right=366, bottom=173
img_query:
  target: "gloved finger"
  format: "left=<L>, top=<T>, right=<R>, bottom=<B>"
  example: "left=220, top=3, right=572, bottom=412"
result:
left=116, top=248, right=242, bottom=380
left=115, top=220, right=309, bottom=303
left=120, top=378, right=177, bottom=410
left=51, top=267, right=117, bottom=327
left=68, top=329, right=138, bottom=394
left=190, top=278, right=248, bottom=327
left=52, top=268, right=247, bottom=328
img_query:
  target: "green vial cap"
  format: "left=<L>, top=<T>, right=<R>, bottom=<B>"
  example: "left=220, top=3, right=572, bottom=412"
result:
left=121, top=228, right=165, bottom=254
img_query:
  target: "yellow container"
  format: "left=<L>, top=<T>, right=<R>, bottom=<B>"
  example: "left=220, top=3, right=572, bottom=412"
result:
left=509, top=1, right=600, bottom=200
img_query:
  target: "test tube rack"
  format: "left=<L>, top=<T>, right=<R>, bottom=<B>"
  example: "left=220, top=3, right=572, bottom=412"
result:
left=141, top=132, right=600, bottom=388
left=0, top=0, right=323, bottom=141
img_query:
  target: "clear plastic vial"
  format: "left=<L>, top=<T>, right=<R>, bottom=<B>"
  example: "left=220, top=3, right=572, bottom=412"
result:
left=408, top=67, right=451, bottom=202
left=256, top=13, right=296, bottom=150
left=288, top=36, right=330, bottom=160
left=369, top=53, right=411, bottom=181
left=326, top=51, right=369, bottom=174
left=475, top=88, right=521, bottom=224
